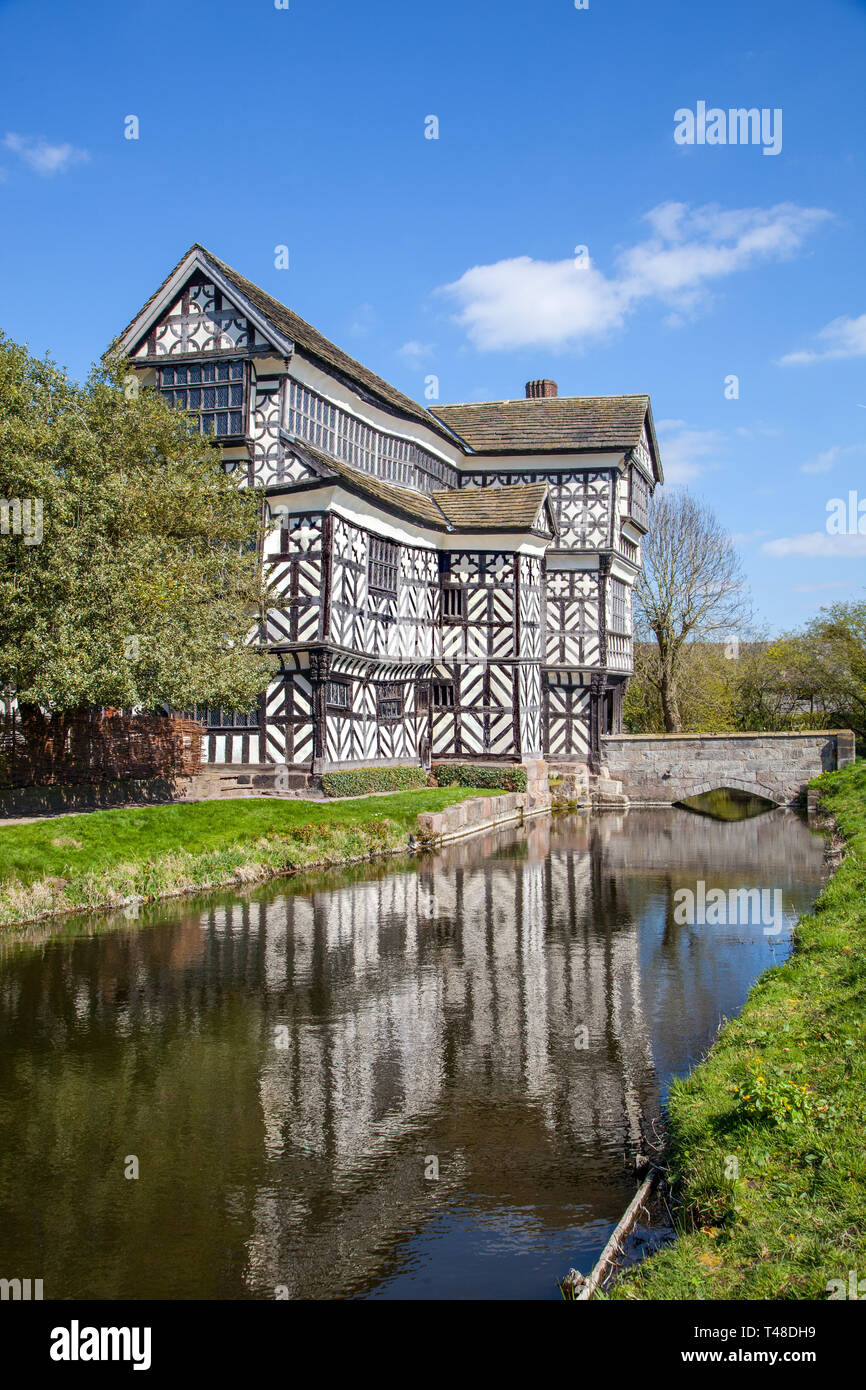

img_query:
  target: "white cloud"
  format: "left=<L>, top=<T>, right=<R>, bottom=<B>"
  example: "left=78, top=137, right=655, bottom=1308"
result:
left=779, top=313, right=866, bottom=366
left=734, top=424, right=782, bottom=439
left=439, top=201, right=831, bottom=351
left=397, top=340, right=435, bottom=366
left=438, top=253, right=626, bottom=352
left=763, top=532, right=866, bottom=558
left=346, top=302, right=377, bottom=337
left=731, top=528, right=770, bottom=545
left=800, top=443, right=866, bottom=474
left=790, top=580, right=850, bottom=593
left=2, top=132, right=90, bottom=176
left=655, top=419, right=725, bottom=484
left=801, top=446, right=842, bottom=474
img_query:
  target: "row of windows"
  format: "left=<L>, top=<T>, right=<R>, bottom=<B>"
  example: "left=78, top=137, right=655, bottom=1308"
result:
left=187, top=706, right=260, bottom=728
left=608, top=578, right=631, bottom=634
left=628, top=468, right=650, bottom=529
left=160, top=359, right=245, bottom=437
left=161, top=361, right=243, bottom=386
left=325, top=680, right=406, bottom=722
left=285, top=380, right=458, bottom=492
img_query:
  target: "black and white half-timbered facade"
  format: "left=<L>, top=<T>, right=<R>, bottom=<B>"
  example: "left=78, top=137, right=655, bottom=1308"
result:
left=118, top=245, right=663, bottom=776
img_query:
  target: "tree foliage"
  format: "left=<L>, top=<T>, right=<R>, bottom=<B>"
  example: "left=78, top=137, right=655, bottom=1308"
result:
left=625, top=605, right=866, bottom=744
left=0, top=333, right=274, bottom=713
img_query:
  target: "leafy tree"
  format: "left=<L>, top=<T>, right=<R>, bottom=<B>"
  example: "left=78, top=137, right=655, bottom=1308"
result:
left=798, top=601, right=866, bottom=740
left=0, top=333, right=274, bottom=717
left=633, top=490, right=750, bottom=732
left=625, top=640, right=743, bottom=733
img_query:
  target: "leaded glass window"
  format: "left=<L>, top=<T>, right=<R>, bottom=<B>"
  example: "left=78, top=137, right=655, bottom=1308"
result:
left=188, top=705, right=259, bottom=728
left=432, top=682, right=455, bottom=709
left=368, top=537, right=399, bottom=595
left=608, top=579, right=630, bottom=635
left=377, top=683, right=402, bottom=722
left=160, top=360, right=245, bottom=437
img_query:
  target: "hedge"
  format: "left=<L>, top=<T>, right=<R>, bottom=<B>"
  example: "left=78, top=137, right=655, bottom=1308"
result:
left=431, top=763, right=527, bottom=792
left=320, top=765, right=429, bottom=798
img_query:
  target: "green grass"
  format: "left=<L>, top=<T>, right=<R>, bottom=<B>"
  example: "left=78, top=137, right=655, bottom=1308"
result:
left=0, top=787, right=495, bottom=927
left=607, top=759, right=866, bottom=1301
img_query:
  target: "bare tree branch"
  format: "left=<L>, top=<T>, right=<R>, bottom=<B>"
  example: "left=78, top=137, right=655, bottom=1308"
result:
left=634, top=490, right=751, bottom=732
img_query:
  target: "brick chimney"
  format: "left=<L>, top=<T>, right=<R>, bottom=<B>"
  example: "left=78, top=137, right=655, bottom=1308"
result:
left=525, top=379, right=558, bottom=398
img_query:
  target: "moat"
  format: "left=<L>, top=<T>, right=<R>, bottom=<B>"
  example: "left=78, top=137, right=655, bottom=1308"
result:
left=0, top=807, right=827, bottom=1300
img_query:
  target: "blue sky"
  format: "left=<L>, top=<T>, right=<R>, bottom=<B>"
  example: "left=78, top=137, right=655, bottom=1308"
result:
left=1, top=0, right=864, bottom=633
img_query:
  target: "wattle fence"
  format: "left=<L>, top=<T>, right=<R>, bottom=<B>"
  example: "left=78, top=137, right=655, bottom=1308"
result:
left=0, top=710, right=204, bottom=789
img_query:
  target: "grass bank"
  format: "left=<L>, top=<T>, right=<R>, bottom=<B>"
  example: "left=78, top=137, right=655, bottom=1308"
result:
left=608, top=759, right=866, bottom=1300
left=0, top=788, right=494, bottom=928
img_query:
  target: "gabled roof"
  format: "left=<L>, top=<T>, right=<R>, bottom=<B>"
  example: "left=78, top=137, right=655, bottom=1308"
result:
left=435, top=483, right=552, bottom=532
left=287, top=441, right=556, bottom=537
left=431, top=395, right=663, bottom=476
left=117, top=245, right=663, bottom=482
left=116, top=244, right=462, bottom=445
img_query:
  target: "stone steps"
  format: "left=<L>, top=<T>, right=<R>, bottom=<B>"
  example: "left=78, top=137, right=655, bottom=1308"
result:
left=183, top=764, right=315, bottom=800
left=549, top=762, right=629, bottom=808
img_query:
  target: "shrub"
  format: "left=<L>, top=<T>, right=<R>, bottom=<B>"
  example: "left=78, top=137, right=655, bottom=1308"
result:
left=320, top=765, right=428, bottom=798
left=733, top=1058, right=817, bottom=1128
left=431, top=763, right=527, bottom=792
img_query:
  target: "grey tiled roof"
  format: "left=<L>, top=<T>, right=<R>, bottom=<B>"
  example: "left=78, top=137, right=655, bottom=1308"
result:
left=293, top=444, right=554, bottom=534
left=435, top=483, right=552, bottom=531
left=431, top=395, right=652, bottom=453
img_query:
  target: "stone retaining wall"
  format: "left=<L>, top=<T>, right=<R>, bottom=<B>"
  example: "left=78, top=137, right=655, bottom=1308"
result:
left=416, top=788, right=551, bottom=845
left=602, top=731, right=855, bottom=807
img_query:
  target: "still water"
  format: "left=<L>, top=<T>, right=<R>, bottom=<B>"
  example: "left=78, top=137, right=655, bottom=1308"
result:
left=0, top=808, right=826, bottom=1300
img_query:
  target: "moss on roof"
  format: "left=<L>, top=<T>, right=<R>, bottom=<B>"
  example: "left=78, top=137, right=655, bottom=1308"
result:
left=292, top=444, right=554, bottom=534
left=431, top=395, right=652, bottom=453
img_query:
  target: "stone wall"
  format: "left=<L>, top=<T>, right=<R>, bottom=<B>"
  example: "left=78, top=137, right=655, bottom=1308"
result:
left=416, top=785, right=551, bottom=845
left=601, top=731, right=855, bottom=807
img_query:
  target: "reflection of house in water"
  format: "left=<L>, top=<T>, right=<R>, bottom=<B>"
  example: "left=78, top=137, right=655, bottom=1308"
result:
left=0, top=808, right=828, bottom=1299
left=202, top=818, right=659, bottom=1296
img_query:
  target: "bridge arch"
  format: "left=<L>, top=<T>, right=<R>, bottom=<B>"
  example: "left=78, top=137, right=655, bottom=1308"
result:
left=682, top=777, right=784, bottom=807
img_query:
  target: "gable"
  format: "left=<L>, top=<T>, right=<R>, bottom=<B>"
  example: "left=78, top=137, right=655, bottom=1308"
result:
left=118, top=244, right=457, bottom=444
left=131, top=272, right=275, bottom=360
left=634, top=406, right=664, bottom=486
left=633, top=420, right=653, bottom=477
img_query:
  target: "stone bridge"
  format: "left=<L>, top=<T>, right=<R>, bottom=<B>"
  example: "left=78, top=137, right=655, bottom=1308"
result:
left=601, top=731, right=856, bottom=807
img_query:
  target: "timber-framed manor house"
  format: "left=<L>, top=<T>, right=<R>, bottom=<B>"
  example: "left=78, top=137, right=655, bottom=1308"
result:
left=118, top=245, right=663, bottom=780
